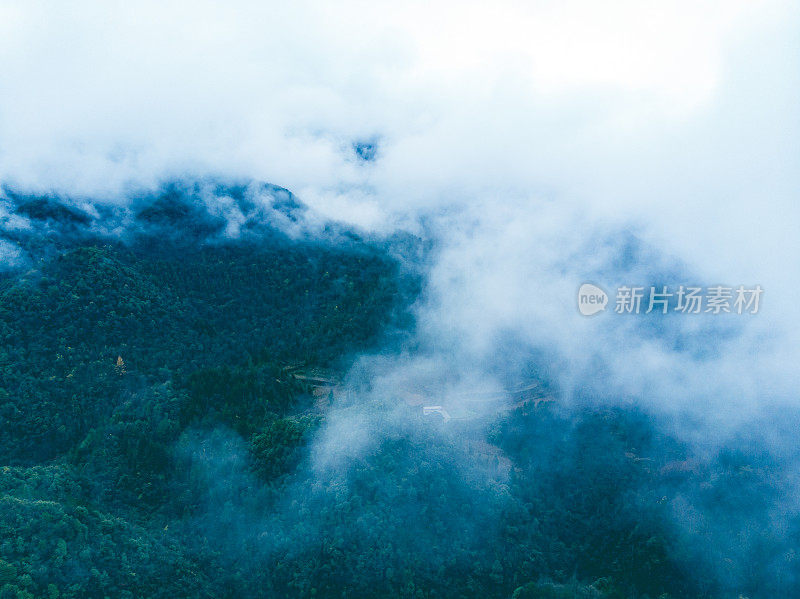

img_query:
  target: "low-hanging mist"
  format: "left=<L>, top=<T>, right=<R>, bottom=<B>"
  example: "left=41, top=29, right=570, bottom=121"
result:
left=1, top=1, right=799, bottom=598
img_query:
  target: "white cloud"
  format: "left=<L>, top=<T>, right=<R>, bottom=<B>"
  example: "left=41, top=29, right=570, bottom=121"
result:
left=1, top=0, right=799, bottom=428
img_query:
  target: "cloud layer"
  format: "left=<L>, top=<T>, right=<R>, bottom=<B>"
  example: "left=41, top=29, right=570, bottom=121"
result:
left=2, top=0, right=799, bottom=433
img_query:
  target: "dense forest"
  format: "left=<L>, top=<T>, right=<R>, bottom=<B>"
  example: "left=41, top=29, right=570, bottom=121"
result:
left=0, top=182, right=797, bottom=598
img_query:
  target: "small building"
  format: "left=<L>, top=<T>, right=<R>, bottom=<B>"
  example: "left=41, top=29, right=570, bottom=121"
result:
left=422, top=405, right=451, bottom=422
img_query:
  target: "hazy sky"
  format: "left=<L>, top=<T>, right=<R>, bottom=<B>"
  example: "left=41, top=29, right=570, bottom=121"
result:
left=2, top=0, right=799, bottom=431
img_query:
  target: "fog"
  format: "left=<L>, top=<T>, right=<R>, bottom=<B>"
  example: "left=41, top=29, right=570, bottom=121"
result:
left=2, top=2, right=800, bottom=594
left=3, top=2, right=797, bottom=414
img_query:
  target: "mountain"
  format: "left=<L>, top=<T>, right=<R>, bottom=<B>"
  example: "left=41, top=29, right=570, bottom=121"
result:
left=0, top=182, right=796, bottom=598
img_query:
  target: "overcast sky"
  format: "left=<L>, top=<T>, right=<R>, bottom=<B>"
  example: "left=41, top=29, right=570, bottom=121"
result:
left=2, top=0, right=799, bottom=432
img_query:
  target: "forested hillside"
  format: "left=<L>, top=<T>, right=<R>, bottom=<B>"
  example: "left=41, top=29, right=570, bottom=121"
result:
left=0, top=184, right=797, bottom=598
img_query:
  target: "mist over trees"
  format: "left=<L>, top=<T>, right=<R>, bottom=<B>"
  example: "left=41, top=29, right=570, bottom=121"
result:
left=0, top=183, right=796, bottom=598
left=0, top=0, right=797, bottom=596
